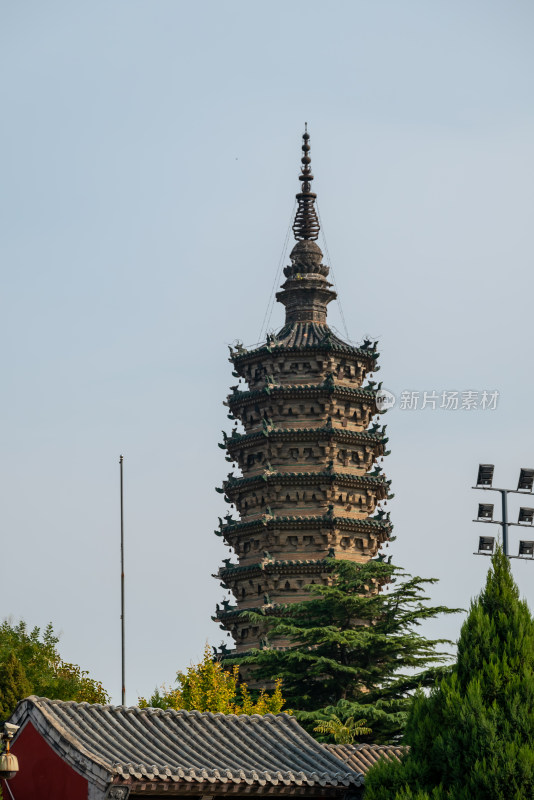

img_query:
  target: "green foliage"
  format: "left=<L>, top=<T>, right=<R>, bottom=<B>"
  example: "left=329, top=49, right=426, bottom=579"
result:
left=228, top=559, right=460, bottom=742
left=313, top=713, right=371, bottom=744
left=139, top=644, right=290, bottom=715
left=365, top=547, right=534, bottom=800
left=0, top=652, right=31, bottom=719
left=0, top=619, right=109, bottom=719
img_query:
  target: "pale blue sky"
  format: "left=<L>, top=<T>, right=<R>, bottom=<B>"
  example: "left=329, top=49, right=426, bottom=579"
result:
left=1, top=1, right=534, bottom=703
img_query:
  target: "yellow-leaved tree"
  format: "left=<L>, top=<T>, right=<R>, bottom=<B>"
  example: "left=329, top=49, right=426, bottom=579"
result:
left=139, top=645, right=289, bottom=715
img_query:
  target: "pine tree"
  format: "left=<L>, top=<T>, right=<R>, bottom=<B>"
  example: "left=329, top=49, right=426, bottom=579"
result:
left=228, top=559, right=460, bottom=743
left=365, top=546, right=534, bottom=799
left=0, top=652, right=31, bottom=720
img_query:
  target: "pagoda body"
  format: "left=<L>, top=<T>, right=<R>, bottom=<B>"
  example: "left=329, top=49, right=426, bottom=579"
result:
left=214, top=131, right=393, bottom=653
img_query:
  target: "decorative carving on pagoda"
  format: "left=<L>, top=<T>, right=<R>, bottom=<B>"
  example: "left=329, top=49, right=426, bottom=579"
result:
left=213, top=129, right=393, bottom=653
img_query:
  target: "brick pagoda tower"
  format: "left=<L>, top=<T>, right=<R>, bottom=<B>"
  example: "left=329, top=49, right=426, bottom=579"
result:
left=214, top=130, right=393, bottom=653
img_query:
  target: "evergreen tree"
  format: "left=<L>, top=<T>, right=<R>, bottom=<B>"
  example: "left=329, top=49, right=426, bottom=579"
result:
left=227, top=559, right=460, bottom=742
left=365, top=546, right=534, bottom=799
left=0, top=652, right=31, bottom=720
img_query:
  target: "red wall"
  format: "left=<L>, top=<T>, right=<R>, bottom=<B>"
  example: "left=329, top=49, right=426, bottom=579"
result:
left=1, top=720, right=88, bottom=800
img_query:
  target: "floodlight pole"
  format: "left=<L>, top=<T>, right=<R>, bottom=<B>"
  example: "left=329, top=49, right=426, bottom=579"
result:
left=473, top=485, right=510, bottom=557
left=501, top=489, right=509, bottom=557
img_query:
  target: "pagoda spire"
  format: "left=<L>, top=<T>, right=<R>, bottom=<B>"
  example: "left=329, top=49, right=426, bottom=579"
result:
left=292, top=125, right=320, bottom=241
left=275, top=127, right=335, bottom=325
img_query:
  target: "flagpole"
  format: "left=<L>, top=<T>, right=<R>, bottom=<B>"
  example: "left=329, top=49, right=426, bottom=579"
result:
left=119, top=455, right=126, bottom=705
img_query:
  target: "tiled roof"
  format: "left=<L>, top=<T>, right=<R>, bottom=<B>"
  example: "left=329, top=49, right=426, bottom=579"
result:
left=217, top=557, right=334, bottom=579
left=213, top=602, right=284, bottom=619
left=223, top=470, right=390, bottom=492
left=231, top=323, right=379, bottom=362
left=223, top=425, right=385, bottom=449
left=10, top=696, right=363, bottom=790
left=227, top=382, right=377, bottom=406
left=272, top=323, right=361, bottom=351
left=325, top=743, right=407, bottom=774
left=218, top=514, right=393, bottom=538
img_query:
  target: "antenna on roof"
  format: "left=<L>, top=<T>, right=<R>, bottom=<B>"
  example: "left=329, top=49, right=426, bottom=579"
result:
left=119, top=454, right=126, bottom=705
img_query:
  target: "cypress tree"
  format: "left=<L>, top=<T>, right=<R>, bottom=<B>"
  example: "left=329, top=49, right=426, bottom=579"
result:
left=228, top=558, right=460, bottom=743
left=365, top=546, right=534, bottom=799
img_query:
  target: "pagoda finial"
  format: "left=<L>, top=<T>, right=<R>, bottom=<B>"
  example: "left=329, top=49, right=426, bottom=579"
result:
left=292, top=126, right=320, bottom=241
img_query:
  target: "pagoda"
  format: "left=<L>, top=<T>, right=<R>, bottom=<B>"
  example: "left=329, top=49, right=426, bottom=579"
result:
left=214, top=130, right=393, bottom=653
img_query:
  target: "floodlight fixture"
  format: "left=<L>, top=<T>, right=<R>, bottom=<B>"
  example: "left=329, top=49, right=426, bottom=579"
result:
left=518, top=468, right=534, bottom=492
left=478, top=536, right=495, bottom=553
left=518, top=540, right=534, bottom=557
left=477, top=503, right=494, bottom=520
left=473, top=464, right=534, bottom=560
left=518, top=507, right=534, bottom=525
left=476, top=464, right=494, bottom=487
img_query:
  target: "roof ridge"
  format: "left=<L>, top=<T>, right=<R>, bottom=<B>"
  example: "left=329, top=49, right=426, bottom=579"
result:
left=19, top=695, right=305, bottom=721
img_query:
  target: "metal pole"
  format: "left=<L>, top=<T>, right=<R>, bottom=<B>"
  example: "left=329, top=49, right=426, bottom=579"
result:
left=4, top=781, right=16, bottom=800
left=501, top=488, right=508, bottom=557
left=120, top=455, right=126, bottom=705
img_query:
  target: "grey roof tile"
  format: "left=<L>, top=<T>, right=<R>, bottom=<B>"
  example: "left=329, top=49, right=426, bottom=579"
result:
left=325, top=743, right=408, bottom=774
left=10, top=696, right=363, bottom=788
left=232, top=323, right=378, bottom=360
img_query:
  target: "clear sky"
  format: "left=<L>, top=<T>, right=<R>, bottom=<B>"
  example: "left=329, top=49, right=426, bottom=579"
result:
left=2, top=0, right=534, bottom=704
